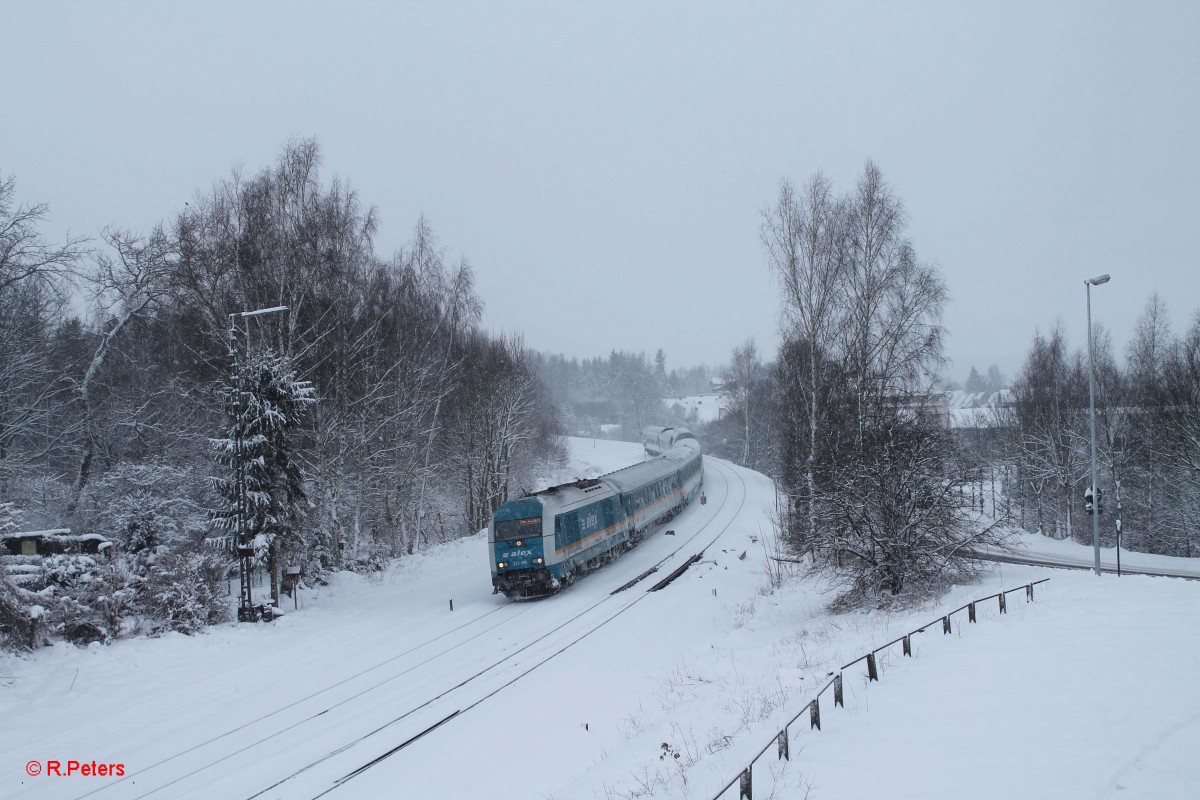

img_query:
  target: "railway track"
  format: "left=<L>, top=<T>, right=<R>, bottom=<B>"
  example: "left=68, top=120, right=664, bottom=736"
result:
left=969, top=548, right=1200, bottom=580
left=59, top=456, right=749, bottom=800
left=267, top=457, right=749, bottom=800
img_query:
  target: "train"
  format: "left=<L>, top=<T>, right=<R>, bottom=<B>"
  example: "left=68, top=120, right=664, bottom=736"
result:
left=488, top=427, right=703, bottom=598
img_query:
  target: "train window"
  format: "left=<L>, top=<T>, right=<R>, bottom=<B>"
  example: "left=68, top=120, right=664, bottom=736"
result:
left=495, top=516, right=541, bottom=542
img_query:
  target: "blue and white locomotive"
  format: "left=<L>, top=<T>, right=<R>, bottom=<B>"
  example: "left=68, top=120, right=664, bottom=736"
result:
left=489, top=428, right=703, bottom=598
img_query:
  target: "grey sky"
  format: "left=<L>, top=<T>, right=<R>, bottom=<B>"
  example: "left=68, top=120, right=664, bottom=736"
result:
left=3, top=2, right=1197, bottom=381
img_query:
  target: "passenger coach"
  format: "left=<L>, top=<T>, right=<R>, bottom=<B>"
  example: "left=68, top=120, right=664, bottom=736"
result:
left=489, top=430, right=703, bottom=598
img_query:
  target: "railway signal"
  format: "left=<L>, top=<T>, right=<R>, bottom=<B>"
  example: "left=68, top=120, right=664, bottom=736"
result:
left=1084, top=485, right=1104, bottom=515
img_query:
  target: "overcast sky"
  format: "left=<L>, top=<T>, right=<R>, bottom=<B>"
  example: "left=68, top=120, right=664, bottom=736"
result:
left=3, top=2, right=1197, bottom=381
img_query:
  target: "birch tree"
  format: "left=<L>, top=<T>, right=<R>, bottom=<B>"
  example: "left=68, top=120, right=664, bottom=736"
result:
left=726, top=339, right=764, bottom=468
left=72, top=227, right=177, bottom=504
left=765, top=162, right=977, bottom=603
left=0, top=174, right=85, bottom=493
left=762, top=175, right=844, bottom=547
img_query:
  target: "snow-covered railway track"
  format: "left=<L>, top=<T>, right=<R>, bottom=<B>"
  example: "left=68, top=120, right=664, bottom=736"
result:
left=969, top=548, right=1200, bottom=580
left=258, top=457, right=748, bottom=800
left=53, top=457, right=746, bottom=800
left=57, top=602, right=527, bottom=800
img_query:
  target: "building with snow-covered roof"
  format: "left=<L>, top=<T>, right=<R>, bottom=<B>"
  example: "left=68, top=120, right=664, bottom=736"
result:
left=662, top=393, right=729, bottom=424
left=945, top=389, right=1013, bottom=430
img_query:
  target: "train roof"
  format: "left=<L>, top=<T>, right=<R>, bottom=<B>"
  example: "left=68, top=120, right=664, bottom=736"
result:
left=605, top=438, right=701, bottom=491
left=524, top=476, right=616, bottom=508
left=505, top=436, right=701, bottom=511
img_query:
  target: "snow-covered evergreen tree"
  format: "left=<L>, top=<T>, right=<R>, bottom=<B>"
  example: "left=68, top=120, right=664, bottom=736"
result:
left=211, top=349, right=316, bottom=606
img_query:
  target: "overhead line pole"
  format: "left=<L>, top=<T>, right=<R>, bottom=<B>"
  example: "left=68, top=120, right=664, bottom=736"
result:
left=1085, top=274, right=1109, bottom=577
left=230, top=304, right=289, bottom=621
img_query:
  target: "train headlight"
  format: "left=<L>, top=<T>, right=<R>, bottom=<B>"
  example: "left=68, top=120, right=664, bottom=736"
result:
left=514, top=540, right=524, bottom=547
left=534, top=557, right=544, bottom=565
left=497, top=561, right=507, bottom=570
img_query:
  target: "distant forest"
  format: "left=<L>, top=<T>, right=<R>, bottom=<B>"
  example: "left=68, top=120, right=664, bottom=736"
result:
left=530, top=349, right=714, bottom=438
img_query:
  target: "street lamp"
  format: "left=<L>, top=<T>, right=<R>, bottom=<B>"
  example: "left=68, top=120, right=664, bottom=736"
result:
left=229, top=304, right=289, bottom=622
left=1085, top=274, right=1109, bottom=577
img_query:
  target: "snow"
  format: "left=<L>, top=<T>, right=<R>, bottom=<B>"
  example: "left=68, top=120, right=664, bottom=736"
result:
left=1, top=437, right=1197, bottom=799
left=996, top=529, right=1200, bottom=578
left=2, top=529, right=73, bottom=543
left=663, top=394, right=729, bottom=424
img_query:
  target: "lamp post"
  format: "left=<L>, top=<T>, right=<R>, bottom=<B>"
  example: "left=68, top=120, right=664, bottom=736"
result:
left=1085, top=274, right=1109, bottom=576
left=229, top=304, right=289, bottom=622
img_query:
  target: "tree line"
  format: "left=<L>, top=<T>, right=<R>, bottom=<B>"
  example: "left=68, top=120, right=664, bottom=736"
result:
left=1002, top=299, right=1200, bottom=557
left=705, top=162, right=1004, bottom=607
left=707, top=164, right=1198, bottom=607
left=1, top=139, right=561, bottom=649
left=530, top=348, right=714, bottom=438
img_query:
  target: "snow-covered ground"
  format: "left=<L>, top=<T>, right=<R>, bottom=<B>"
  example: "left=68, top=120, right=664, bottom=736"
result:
left=2, top=438, right=1197, bottom=799
left=662, top=394, right=728, bottom=425
left=989, top=529, right=1200, bottom=578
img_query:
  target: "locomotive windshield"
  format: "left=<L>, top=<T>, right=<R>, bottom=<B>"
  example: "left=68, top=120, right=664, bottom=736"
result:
left=494, top=516, right=541, bottom=542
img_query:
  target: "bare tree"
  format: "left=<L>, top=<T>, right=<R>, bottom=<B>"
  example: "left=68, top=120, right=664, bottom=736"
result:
left=840, top=161, right=946, bottom=429
left=814, top=404, right=1005, bottom=603
left=0, top=174, right=86, bottom=495
left=762, top=174, right=844, bottom=544
left=726, top=339, right=763, bottom=468
left=1159, top=313, right=1200, bottom=555
left=1009, top=325, right=1087, bottom=538
left=0, top=173, right=86, bottom=296
left=1124, top=294, right=1175, bottom=551
left=444, top=334, right=548, bottom=533
left=764, top=163, right=975, bottom=604
left=1088, top=325, right=1131, bottom=549
left=72, top=227, right=178, bottom=504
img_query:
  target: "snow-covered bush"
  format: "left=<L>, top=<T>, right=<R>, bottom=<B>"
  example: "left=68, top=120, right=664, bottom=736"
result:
left=82, top=461, right=209, bottom=552
left=109, top=491, right=181, bottom=554
left=35, top=555, right=107, bottom=645
left=40, top=554, right=102, bottom=591
left=0, top=569, right=41, bottom=651
left=345, top=544, right=392, bottom=578
left=52, top=592, right=105, bottom=645
left=140, top=550, right=232, bottom=634
left=92, top=559, right=138, bottom=641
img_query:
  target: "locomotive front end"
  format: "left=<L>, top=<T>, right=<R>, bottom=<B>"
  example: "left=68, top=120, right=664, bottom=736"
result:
left=490, top=498, right=555, bottom=598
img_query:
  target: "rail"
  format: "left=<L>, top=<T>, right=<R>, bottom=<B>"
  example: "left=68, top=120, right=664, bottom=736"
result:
left=710, top=578, right=1051, bottom=800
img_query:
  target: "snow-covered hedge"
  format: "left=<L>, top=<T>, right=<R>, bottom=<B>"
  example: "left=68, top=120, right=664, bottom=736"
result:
left=140, top=550, right=231, bottom=634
